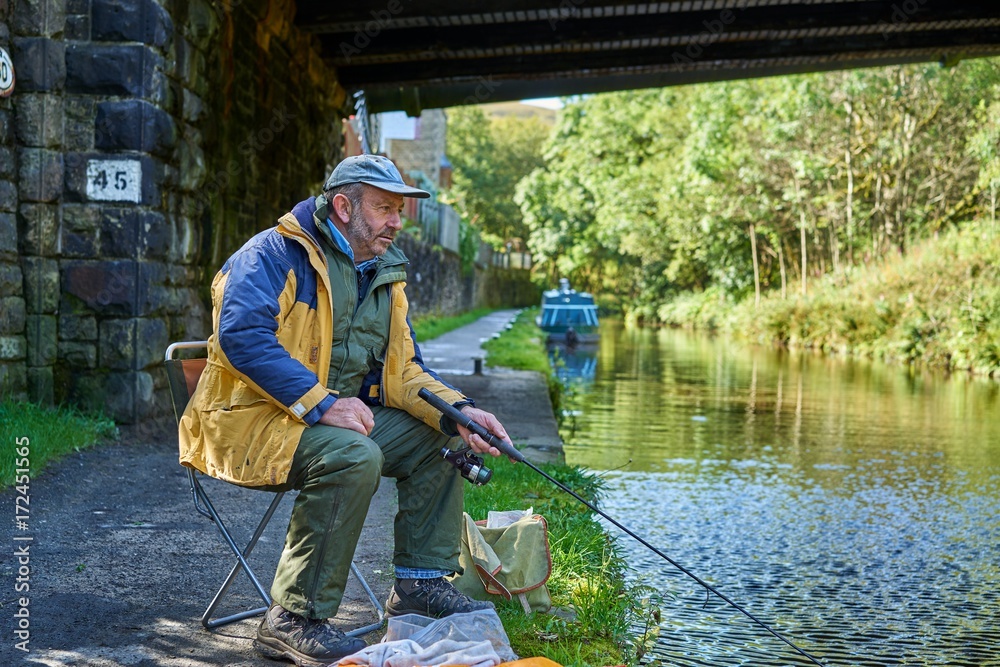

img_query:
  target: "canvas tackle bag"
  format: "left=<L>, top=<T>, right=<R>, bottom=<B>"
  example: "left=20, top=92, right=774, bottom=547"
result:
left=449, top=511, right=553, bottom=614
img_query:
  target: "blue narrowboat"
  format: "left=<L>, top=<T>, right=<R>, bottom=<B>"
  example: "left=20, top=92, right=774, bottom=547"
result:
left=536, top=279, right=600, bottom=345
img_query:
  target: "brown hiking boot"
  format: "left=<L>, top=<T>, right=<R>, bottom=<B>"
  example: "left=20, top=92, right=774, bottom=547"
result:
left=254, top=603, right=366, bottom=666
left=385, top=577, right=495, bottom=618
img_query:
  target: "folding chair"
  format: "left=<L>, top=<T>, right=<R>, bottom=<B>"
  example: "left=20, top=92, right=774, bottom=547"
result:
left=165, top=341, right=385, bottom=635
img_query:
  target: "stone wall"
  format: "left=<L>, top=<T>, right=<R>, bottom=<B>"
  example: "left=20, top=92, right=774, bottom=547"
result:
left=0, top=6, right=23, bottom=398
left=396, top=233, right=539, bottom=317
left=1, top=0, right=538, bottom=424
left=2, top=0, right=347, bottom=421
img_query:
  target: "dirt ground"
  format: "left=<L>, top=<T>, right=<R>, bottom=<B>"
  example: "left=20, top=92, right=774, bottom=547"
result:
left=0, top=370, right=562, bottom=666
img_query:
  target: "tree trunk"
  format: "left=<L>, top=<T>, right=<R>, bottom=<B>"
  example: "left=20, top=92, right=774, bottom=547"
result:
left=845, top=97, right=855, bottom=267
left=749, top=222, right=761, bottom=309
left=800, top=218, right=807, bottom=296
left=778, top=243, right=787, bottom=300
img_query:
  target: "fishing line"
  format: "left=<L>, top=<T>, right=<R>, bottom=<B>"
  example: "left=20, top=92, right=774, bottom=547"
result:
left=420, top=388, right=827, bottom=667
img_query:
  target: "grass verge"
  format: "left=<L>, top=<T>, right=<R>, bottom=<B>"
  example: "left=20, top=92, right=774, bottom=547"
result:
left=464, top=457, right=654, bottom=667
left=0, top=400, right=118, bottom=488
left=482, top=307, right=565, bottom=414
left=475, top=308, right=655, bottom=666
left=658, top=222, right=1000, bottom=377
left=412, top=307, right=499, bottom=343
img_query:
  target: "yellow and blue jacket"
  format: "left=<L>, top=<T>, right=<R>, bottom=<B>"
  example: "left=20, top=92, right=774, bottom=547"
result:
left=179, top=196, right=467, bottom=487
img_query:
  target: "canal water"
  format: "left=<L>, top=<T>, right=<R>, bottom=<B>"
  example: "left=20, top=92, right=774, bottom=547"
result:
left=556, top=321, right=1000, bottom=666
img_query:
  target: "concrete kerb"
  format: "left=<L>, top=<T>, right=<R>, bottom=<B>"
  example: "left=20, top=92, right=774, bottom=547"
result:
left=0, top=310, right=563, bottom=664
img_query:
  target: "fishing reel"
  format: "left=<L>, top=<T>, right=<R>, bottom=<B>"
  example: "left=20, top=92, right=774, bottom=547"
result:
left=440, top=446, right=493, bottom=486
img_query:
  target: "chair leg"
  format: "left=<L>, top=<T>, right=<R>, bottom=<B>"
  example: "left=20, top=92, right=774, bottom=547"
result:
left=345, top=561, right=386, bottom=638
left=191, top=474, right=285, bottom=629
left=188, top=471, right=386, bottom=636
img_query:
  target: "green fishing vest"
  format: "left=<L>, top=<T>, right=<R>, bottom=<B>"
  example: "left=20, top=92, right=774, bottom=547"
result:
left=313, top=210, right=408, bottom=401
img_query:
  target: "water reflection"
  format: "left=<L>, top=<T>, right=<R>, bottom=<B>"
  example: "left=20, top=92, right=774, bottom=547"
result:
left=563, top=321, right=1000, bottom=666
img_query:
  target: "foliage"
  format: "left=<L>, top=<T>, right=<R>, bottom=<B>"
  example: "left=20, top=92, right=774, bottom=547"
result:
left=675, top=222, right=1000, bottom=376
left=464, top=456, right=654, bottom=666
left=0, top=401, right=118, bottom=488
left=446, top=107, right=552, bottom=248
left=516, top=59, right=1000, bottom=322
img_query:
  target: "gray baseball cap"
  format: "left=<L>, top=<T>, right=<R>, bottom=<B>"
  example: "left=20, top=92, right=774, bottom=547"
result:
left=323, top=154, right=430, bottom=198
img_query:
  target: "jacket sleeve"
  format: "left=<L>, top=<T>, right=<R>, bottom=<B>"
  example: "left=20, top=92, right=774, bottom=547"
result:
left=383, top=282, right=470, bottom=432
left=213, top=240, right=334, bottom=425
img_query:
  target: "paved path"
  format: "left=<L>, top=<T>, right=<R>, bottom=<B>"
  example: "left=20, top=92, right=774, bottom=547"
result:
left=418, top=309, right=520, bottom=375
left=0, top=311, right=563, bottom=666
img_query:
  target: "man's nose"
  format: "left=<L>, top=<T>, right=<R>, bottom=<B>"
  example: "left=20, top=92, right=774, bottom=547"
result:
left=388, top=211, right=402, bottom=229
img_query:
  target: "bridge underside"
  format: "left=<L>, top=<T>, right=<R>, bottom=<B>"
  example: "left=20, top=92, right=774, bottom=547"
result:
left=295, top=1, right=1000, bottom=114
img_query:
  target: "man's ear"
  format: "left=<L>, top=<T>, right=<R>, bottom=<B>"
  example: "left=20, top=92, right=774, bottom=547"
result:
left=330, top=192, right=352, bottom=224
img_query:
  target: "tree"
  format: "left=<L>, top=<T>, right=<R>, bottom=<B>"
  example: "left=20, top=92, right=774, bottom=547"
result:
left=446, top=108, right=551, bottom=247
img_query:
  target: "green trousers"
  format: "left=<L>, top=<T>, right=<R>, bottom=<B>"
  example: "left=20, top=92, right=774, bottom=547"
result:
left=263, top=405, right=464, bottom=619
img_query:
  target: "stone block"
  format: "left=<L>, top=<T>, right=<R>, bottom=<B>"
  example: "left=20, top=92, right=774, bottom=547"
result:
left=64, top=97, right=96, bottom=151
left=65, top=13, right=90, bottom=41
left=0, top=260, right=22, bottom=296
left=182, top=88, right=204, bottom=124
left=59, top=341, right=97, bottom=368
left=99, top=317, right=134, bottom=370
left=12, top=0, right=65, bottom=37
left=0, top=110, right=11, bottom=143
left=92, top=0, right=173, bottom=48
left=27, top=366, right=53, bottom=405
left=59, top=313, right=98, bottom=341
left=62, top=259, right=138, bottom=316
left=104, top=370, right=154, bottom=423
left=66, top=43, right=162, bottom=99
left=67, top=0, right=89, bottom=14
left=95, top=99, right=177, bottom=157
left=0, top=335, right=27, bottom=360
left=0, top=362, right=28, bottom=400
left=179, top=133, right=206, bottom=191
left=18, top=148, right=63, bottom=202
left=99, top=317, right=164, bottom=370
left=61, top=226, right=99, bottom=258
left=0, top=148, right=14, bottom=178
left=12, top=37, right=66, bottom=92
left=186, top=0, right=219, bottom=50
left=0, top=180, right=17, bottom=213
left=14, top=94, right=63, bottom=147
left=0, top=212, right=16, bottom=254
left=17, top=203, right=58, bottom=255
left=0, top=295, right=25, bottom=334
left=21, top=256, right=59, bottom=313
left=25, top=314, right=57, bottom=366
left=62, top=203, right=101, bottom=232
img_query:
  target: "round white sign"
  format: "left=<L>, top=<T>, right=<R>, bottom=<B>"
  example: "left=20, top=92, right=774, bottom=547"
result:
left=0, top=48, right=14, bottom=98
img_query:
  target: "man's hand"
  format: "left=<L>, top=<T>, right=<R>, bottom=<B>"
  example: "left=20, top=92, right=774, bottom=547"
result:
left=318, top=397, right=374, bottom=436
left=456, top=406, right=511, bottom=458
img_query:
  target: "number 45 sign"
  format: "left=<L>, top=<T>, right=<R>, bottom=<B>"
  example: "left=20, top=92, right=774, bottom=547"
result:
left=86, top=159, right=142, bottom=203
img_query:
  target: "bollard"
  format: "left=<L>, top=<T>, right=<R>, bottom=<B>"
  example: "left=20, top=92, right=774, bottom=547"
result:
left=473, top=357, right=483, bottom=375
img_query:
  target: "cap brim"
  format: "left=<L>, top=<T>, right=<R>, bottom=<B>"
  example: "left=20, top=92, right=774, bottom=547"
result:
left=361, top=180, right=431, bottom=199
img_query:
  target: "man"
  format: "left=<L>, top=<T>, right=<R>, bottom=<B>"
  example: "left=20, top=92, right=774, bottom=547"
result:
left=179, top=154, right=511, bottom=666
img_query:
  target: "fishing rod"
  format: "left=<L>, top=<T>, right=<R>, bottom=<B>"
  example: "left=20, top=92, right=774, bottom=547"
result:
left=419, top=388, right=826, bottom=667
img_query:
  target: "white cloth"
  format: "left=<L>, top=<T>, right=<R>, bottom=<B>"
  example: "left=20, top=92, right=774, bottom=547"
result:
left=338, top=638, right=501, bottom=667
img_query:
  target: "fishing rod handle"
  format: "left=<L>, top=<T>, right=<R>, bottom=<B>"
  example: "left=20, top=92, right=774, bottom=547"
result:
left=418, top=388, right=525, bottom=462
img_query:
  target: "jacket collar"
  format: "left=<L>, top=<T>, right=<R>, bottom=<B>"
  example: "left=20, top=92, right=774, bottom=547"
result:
left=282, top=195, right=409, bottom=269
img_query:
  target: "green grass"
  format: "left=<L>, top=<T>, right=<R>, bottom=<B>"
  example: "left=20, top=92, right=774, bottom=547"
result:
left=412, top=308, right=499, bottom=343
left=464, top=457, right=655, bottom=666
left=481, top=307, right=551, bottom=374
left=0, top=401, right=118, bottom=488
left=473, top=308, right=655, bottom=665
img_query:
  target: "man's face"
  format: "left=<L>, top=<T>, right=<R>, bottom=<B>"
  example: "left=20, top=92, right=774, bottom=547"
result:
left=343, top=186, right=405, bottom=262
